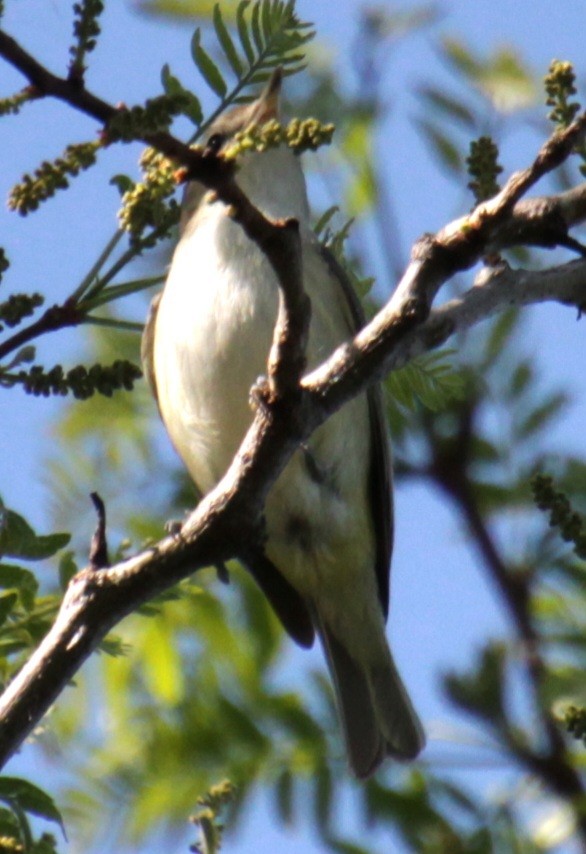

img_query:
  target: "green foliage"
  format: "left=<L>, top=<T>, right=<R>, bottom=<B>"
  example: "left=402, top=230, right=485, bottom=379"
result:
left=0, top=501, right=70, bottom=563
left=565, top=705, right=586, bottom=743
left=544, top=59, right=580, bottom=128
left=441, top=39, right=536, bottom=112
left=0, top=88, right=39, bottom=118
left=0, top=777, right=62, bottom=854
left=445, top=644, right=507, bottom=726
left=139, top=0, right=224, bottom=16
left=159, top=1, right=314, bottom=141
left=414, top=39, right=537, bottom=184
left=544, top=59, right=586, bottom=176
left=0, top=500, right=69, bottom=682
left=8, top=142, right=102, bottom=216
left=190, top=780, right=235, bottom=854
left=386, top=350, right=466, bottom=414
left=316, top=209, right=375, bottom=300
left=105, top=95, right=189, bottom=143
left=466, top=135, right=503, bottom=203
left=68, top=0, right=105, bottom=80
left=532, top=474, right=586, bottom=559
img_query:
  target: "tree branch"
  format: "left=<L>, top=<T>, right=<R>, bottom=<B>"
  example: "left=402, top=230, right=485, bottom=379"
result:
left=426, top=404, right=586, bottom=829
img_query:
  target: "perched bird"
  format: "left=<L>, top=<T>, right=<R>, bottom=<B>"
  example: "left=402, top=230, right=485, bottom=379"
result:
left=143, top=69, right=424, bottom=777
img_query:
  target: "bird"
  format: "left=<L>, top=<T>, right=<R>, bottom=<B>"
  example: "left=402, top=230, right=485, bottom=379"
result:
left=142, top=68, right=424, bottom=778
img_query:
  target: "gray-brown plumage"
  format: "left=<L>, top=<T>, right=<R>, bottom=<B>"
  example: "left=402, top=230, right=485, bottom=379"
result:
left=143, top=70, right=424, bottom=777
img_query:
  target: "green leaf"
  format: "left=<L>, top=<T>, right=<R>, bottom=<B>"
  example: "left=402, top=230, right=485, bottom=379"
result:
left=444, top=644, right=507, bottom=723
left=482, top=307, right=519, bottom=365
left=236, top=0, right=254, bottom=64
left=0, top=806, right=20, bottom=837
left=518, top=392, right=568, bottom=438
left=325, top=840, right=372, bottom=854
left=213, top=4, right=243, bottom=75
left=161, top=62, right=203, bottom=125
left=314, top=766, right=333, bottom=830
left=0, top=563, right=38, bottom=610
left=191, top=29, right=228, bottom=97
left=109, top=174, right=134, bottom=195
left=250, top=1, right=263, bottom=53
left=217, top=696, right=268, bottom=748
left=418, top=85, right=476, bottom=128
left=58, top=550, right=78, bottom=589
left=0, top=591, right=17, bottom=626
left=0, top=777, right=64, bottom=830
left=274, top=769, right=294, bottom=825
left=416, top=118, right=462, bottom=173
left=507, top=360, right=533, bottom=398
left=313, top=205, right=340, bottom=238
left=442, top=38, right=537, bottom=112
left=387, top=351, right=465, bottom=413
left=260, top=0, right=272, bottom=42
left=0, top=504, right=70, bottom=561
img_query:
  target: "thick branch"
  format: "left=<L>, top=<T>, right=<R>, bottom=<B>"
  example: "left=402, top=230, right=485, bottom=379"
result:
left=304, top=256, right=586, bottom=419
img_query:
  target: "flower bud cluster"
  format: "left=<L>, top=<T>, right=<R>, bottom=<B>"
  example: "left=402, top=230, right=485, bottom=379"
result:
left=0, top=293, right=44, bottom=332
left=224, top=117, right=335, bottom=158
left=8, top=141, right=101, bottom=215
left=466, top=136, right=503, bottom=203
left=532, top=474, right=586, bottom=559
left=69, top=0, right=105, bottom=79
left=117, top=147, right=180, bottom=247
left=106, top=95, right=188, bottom=143
left=544, top=60, right=586, bottom=176
left=13, top=360, right=142, bottom=399
left=0, top=86, right=39, bottom=118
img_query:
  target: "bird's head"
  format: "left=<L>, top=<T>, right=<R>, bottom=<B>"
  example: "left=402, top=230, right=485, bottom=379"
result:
left=180, top=68, right=309, bottom=232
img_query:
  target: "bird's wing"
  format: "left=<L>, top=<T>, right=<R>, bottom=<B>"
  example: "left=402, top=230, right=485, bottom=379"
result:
left=141, top=290, right=162, bottom=411
left=315, top=242, right=393, bottom=618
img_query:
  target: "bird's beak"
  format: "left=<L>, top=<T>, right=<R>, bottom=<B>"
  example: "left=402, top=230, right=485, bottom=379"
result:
left=250, top=66, right=282, bottom=124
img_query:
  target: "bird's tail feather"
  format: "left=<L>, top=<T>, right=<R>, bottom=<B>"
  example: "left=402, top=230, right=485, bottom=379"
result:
left=316, top=616, right=424, bottom=778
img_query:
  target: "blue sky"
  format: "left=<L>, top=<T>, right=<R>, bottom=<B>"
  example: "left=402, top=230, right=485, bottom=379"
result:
left=1, top=1, right=586, bottom=852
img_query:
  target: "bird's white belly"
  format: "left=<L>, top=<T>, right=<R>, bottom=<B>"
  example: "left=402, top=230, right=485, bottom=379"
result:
left=155, top=213, right=277, bottom=490
left=153, top=210, right=379, bottom=628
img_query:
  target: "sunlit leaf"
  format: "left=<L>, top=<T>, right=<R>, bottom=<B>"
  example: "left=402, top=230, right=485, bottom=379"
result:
left=191, top=29, right=228, bottom=97
left=416, top=118, right=462, bottom=173
left=213, top=3, right=243, bottom=75
left=442, top=38, right=537, bottom=112
left=418, top=85, right=476, bottom=128
left=0, top=503, right=70, bottom=561
left=0, top=777, right=64, bottom=830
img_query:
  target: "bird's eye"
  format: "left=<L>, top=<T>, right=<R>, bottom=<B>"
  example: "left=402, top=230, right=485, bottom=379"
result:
left=206, top=133, right=226, bottom=154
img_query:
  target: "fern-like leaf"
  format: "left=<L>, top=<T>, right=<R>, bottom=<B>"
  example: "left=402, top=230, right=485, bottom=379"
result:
left=161, top=63, right=203, bottom=125
left=236, top=0, right=255, bottom=64
left=213, top=4, right=243, bottom=76
left=158, top=1, right=314, bottom=140
left=387, top=350, right=465, bottom=412
left=191, top=29, right=228, bottom=97
left=195, top=0, right=314, bottom=112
